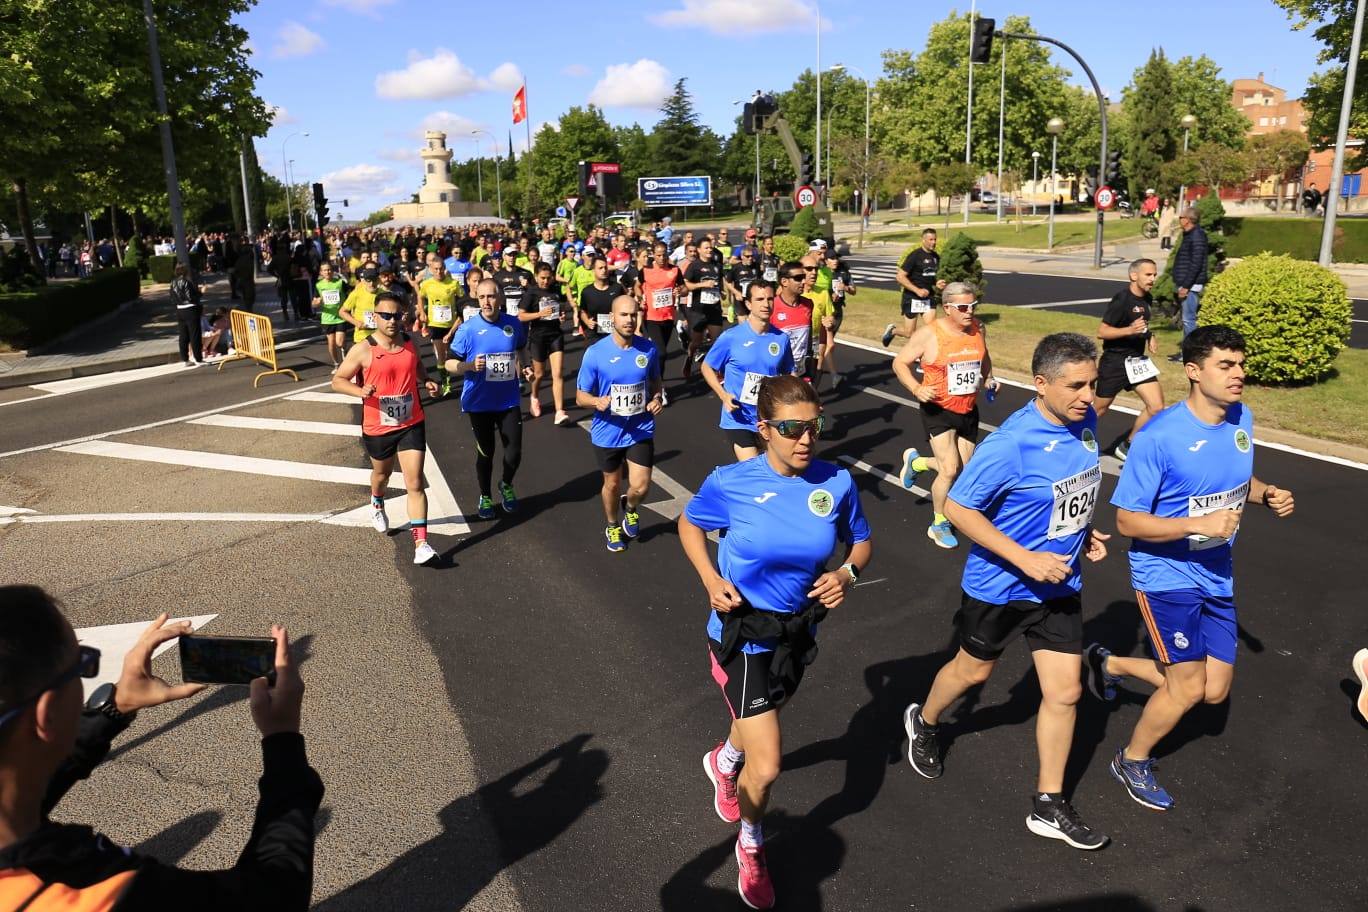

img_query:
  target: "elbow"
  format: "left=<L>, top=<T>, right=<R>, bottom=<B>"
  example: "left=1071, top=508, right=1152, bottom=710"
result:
left=1114, top=510, right=1138, bottom=539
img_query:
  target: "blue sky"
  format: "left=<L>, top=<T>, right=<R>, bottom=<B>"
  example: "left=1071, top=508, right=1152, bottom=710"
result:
left=242, top=0, right=1327, bottom=219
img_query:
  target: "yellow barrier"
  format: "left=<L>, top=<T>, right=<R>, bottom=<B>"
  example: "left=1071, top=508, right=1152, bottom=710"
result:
left=218, top=309, right=299, bottom=387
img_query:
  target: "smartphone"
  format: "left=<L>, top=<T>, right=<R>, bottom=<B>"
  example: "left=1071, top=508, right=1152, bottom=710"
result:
left=179, top=635, right=275, bottom=686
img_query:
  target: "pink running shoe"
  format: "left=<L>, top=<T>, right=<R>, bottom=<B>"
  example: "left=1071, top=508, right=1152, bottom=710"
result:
left=1354, top=648, right=1368, bottom=722
left=529, top=396, right=542, bottom=418
left=734, top=837, right=775, bottom=909
left=703, top=743, right=741, bottom=823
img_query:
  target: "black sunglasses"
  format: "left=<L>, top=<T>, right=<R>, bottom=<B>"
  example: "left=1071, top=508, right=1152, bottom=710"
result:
left=374, top=311, right=402, bottom=320
left=764, top=416, right=826, bottom=439
left=785, top=273, right=806, bottom=281
left=0, top=645, right=100, bottom=729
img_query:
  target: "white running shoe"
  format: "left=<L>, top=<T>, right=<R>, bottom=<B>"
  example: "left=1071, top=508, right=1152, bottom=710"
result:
left=371, top=506, right=388, bottom=533
left=413, top=540, right=437, bottom=565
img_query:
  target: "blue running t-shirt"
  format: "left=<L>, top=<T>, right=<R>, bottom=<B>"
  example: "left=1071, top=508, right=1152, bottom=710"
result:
left=450, top=313, right=526, bottom=413
left=686, top=458, right=871, bottom=653
left=950, top=399, right=1102, bottom=605
left=576, top=334, right=661, bottom=448
left=1111, top=401, right=1255, bottom=597
left=704, top=321, right=796, bottom=431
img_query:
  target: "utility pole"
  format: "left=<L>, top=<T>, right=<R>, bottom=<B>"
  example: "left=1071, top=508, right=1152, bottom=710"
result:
left=996, top=39, right=1006, bottom=222
left=140, top=0, right=189, bottom=268
left=239, top=137, right=256, bottom=241
left=1322, top=0, right=1367, bottom=266
left=963, top=0, right=977, bottom=225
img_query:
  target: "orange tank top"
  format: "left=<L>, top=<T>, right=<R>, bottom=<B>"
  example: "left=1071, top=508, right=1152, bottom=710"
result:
left=922, top=318, right=986, bottom=414
left=641, top=266, right=680, bottom=321
left=361, top=334, right=425, bottom=436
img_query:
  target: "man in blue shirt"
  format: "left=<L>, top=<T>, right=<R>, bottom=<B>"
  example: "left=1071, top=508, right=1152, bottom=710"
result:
left=445, top=278, right=531, bottom=520
left=700, top=281, right=797, bottom=461
left=1085, top=325, right=1294, bottom=812
left=904, top=333, right=1113, bottom=852
left=575, top=294, right=664, bottom=552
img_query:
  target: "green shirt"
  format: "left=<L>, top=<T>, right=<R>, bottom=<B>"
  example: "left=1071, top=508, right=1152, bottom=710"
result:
left=570, top=264, right=595, bottom=303
left=316, top=278, right=348, bottom=324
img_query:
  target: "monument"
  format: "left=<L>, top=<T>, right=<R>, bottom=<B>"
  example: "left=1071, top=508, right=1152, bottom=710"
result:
left=386, top=130, right=496, bottom=225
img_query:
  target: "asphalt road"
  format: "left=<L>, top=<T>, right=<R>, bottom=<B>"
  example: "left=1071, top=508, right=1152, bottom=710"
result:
left=2, top=318, right=1364, bottom=911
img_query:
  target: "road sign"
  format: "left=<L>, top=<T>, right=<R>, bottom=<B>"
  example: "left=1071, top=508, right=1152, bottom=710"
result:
left=1095, top=185, right=1116, bottom=210
left=555, top=206, right=567, bottom=218
left=638, top=176, right=712, bottom=207
left=794, top=185, right=817, bottom=208
left=566, top=196, right=580, bottom=211
left=590, top=162, right=621, bottom=175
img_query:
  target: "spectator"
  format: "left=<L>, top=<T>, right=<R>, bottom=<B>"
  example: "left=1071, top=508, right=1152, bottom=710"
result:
left=1168, top=206, right=1209, bottom=359
left=0, top=585, right=322, bottom=910
left=202, top=306, right=231, bottom=359
left=1157, top=198, right=1179, bottom=251
left=170, top=263, right=205, bottom=367
left=1302, top=181, right=1323, bottom=216
left=233, top=237, right=257, bottom=312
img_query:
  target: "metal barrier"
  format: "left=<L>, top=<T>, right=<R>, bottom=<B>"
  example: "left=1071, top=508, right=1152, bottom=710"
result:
left=217, top=309, right=299, bottom=387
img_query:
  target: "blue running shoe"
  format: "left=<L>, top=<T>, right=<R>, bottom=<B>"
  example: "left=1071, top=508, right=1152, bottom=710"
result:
left=899, top=448, right=922, bottom=490
left=499, top=481, right=518, bottom=514
left=1084, top=643, right=1123, bottom=702
left=927, top=521, right=958, bottom=549
left=476, top=495, right=495, bottom=520
left=620, top=496, right=641, bottom=539
left=1109, top=748, right=1174, bottom=811
left=605, top=524, right=626, bottom=553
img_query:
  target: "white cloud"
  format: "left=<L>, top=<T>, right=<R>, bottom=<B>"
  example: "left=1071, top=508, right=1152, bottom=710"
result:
left=588, top=59, right=673, bottom=109
left=561, top=63, right=590, bottom=78
left=419, top=110, right=486, bottom=139
left=649, top=0, right=825, bottom=34
left=374, top=49, right=524, bottom=101
left=378, top=184, right=406, bottom=197
left=272, top=21, right=324, bottom=59
left=319, top=163, right=398, bottom=198
left=267, top=103, right=296, bottom=126
left=487, top=62, right=524, bottom=93
left=378, top=147, right=419, bottom=162
left=320, top=0, right=396, bottom=15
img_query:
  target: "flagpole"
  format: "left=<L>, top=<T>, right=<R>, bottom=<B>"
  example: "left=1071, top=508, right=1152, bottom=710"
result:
left=522, top=80, right=534, bottom=220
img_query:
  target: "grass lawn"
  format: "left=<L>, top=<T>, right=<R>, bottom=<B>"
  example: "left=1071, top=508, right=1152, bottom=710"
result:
left=879, top=218, right=1144, bottom=250
left=840, top=288, right=1368, bottom=449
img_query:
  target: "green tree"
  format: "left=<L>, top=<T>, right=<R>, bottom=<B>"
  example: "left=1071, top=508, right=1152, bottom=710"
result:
left=938, top=233, right=985, bottom=297
left=1122, top=50, right=1178, bottom=201
left=1167, top=55, right=1249, bottom=153
left=1276, top=0, right=1363, bottom=160
left=528, top=106, right=618, bottom=218
left=928, top=161, right=977, bottom=228
left=1162, top=145, right=1247, bottom=196
left=614, top=124, right=652, bottom=201
left=364, top=208, right=393, bottom=227
left=1245, top=130, right=1312, bottom=210
left=648, top=79, right=722, bottom=180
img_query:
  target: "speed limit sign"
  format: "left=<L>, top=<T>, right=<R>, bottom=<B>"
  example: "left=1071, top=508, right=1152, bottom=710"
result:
left=794, top=185, right=817, bottom=208
left=1095, top=186, right=1116, bottom=210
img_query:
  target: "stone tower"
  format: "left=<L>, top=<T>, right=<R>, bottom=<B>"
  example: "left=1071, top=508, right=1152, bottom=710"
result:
left=418, top=131, right=462, bottom=204
left=386, top=128, right=495, bottom=224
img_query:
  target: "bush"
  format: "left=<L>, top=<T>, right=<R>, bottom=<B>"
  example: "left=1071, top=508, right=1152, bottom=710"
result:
left=772, top=234, right=809, bottom=263
left=1199, top=253, right=1351, bottom=383
left=0, top=267, right=141, bottom=351
left=897, top=234, right=986, bottom=303
left=1222, top=217, right=1368, bottom=263
left=148, top=254, right=177, bottom=284
left=788, top=205, right=821, bottom=243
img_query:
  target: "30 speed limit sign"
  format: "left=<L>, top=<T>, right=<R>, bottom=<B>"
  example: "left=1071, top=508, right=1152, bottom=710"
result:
left=794, top=185, right=817, bottom=208
left=1095, top=186, right=1116, bottom=210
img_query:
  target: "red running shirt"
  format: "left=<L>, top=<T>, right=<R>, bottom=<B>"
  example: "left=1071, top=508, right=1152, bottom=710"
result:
left=641, top=266, right=682, bottom=321
left=921, top=318, right=987, bottom=415
left=361, top=334, right=425, bottom=436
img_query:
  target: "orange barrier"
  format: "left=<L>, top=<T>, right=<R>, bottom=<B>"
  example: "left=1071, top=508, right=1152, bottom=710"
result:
left=218, top=310, right=299, bottom=387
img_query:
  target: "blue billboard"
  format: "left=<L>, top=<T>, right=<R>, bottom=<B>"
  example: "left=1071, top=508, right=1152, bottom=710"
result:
left=638, top=176, right=712, bottom=207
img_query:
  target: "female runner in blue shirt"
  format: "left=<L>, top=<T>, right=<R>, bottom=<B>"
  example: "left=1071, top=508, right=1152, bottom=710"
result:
left=678, top=374, right=872, bottom=910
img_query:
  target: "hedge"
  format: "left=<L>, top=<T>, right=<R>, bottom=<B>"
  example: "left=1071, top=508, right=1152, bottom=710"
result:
left=0, top=267, right=142, bottom=351
left=148, top=254, right=177, bottom=284
left=1223, top=216, right=1368, bottom=263
left=896, top=233, right=986, bottom=302
left=772, top=235, right=809, bottom=263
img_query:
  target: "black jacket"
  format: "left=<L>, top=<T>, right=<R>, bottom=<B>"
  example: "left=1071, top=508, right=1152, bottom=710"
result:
left=1172, top=224, right=1209, bottom=289
left=169, top=276, right=201, bottom=310
left=711, top=599, right=828, bottom=707
left=0, top=710, right=324, bottom=911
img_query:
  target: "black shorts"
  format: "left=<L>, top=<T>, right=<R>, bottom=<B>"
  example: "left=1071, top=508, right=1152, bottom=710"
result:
left=690, top=304, right=725, bottom=331
left=956, top=591, right=1082, bottom=661
left=921, top=403, right=980, bottom=441
left=901, top=289, right=934, bottom=319
left=725, top=428, right=762, bottom=451
left=1095, top=351, right=1158, bottom=399
left=362, top=420, right=426, bottom=462
left=321, top=321, right=348, bottom=336
left=708, top=643, right=804, bottom=719
left=594, top=437, right=654, bottom=473
left=528, top=328, right=564, bottom=362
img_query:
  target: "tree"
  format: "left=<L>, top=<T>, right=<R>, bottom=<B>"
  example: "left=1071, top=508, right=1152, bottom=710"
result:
left=527, top=106, right=618, bottom=217
left=648, top=79, right=722, bottom=181
left=1122, top=50, right=1178, bottom=201
left=1245, top=130, right=1312, bottom=210
left=881, top=158, right=928, bottom=212
left=1276, top=0, right=1365, bottom=161
left=364, top=208, right=393, bottom=227
left=1167, top=55, right=1250, bottom=153
left=1162, top=145, right=1248, bottom=195
left=928, top=162, right=977, bottom=229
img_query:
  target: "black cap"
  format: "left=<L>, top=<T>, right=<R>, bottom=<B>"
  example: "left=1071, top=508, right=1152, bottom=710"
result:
left=359, top=267, right=379, bottom=280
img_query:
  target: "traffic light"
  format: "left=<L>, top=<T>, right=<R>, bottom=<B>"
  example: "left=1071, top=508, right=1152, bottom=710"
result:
left=1105, top=150, right=1123, bottom=186
left=970, top=17, right=995, bottom=65
left=799, top=152, right=814, bottom=186
left=311, top=183, right=329, bottom=229
left=578, top=160, right=591, bottom=196
left=1083, top=166, right=1099, bottom=200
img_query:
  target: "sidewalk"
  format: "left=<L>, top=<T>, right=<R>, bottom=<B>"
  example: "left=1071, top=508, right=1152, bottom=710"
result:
left=0, top=275, right=319, bottom=389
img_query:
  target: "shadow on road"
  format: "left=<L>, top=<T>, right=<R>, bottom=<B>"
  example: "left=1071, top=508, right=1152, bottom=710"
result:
left=995, top=896, right=1204, bottom=912
left=133, top=809, right=223, bottom=865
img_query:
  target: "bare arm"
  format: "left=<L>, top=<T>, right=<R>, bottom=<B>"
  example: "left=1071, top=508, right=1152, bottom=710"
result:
left=700, top=361, right=736, bottom=411
left=891, top=328, right=936, bottom=402
left=1115, top=506, right=1240, bottom=544
left=945, top=498, right=1075, bottom=584
left=677, top=513, right=743, bottom=612
left=330, top=345, right=373, bottom=397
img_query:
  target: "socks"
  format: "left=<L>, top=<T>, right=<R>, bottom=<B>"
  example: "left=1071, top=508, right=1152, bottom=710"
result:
left=917, top=709, right=938, bottom=731
left=717, top=738, right=744, bottom=775
left=912, top=456, right=930, bottom=473
left=739, top=818, right=764, bottom=848
left=411, top=520, right=428, bottom=543
left=1033, top=791, right=1064, bottom=814
left=933, top=512, right=949, bottom=526
left=371, top=492, right=384, bottom=509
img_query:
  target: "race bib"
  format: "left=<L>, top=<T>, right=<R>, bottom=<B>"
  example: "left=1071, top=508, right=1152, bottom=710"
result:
left=463, top=305, right=480, bottom=323
left=1125, top=355, right=1159, bottom=384
left=947, top=359, right=981, bottom=396
left=1187, top=481, right=1249, bottom=551
left=484, top=351, right=514, bottom=382
left=596, top=312, right=613, bottom=334
left=832, top=279, right=845, bottom=296
left=610, top=381, right=646, bottom=417
left=739, top=281, right=752, bottom=299
left=904, top=293, right=930, bottom=314
left=321, top=289, right=340, bottom=306
left=740, top=371, right=764, bottom=406
left=431, top=305, right=452, bottom=324
left=504, top=297, right=521, bottom=316
left=378, top=393, right=413, bottom=427
left=1048, top=464, right=1102, bottom=540
left=700, top=289, right=720, bottom=306
left=539, top=299, right=560, bottom=321
left=763, top=267, right=778, bottom=282
left=651, top=288, right=673, bottom=311
left=363, top=310, right=377, bottom=329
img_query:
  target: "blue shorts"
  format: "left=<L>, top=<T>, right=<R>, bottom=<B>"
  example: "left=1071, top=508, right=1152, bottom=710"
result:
left=1136, top=589, right=1237, bottom=665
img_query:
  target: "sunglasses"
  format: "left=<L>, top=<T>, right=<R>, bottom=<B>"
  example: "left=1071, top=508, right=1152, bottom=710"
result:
left=0, top=645, right=100, bottom=730
left=764, top=415, right=826, bottom=439
left=948, top=300, right=979, bottom=313
left=374, top=311, right=402, bottom=320
left=785, top=273, right=806, bottom=281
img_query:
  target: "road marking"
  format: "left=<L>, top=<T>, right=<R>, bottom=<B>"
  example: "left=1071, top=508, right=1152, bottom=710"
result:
left=12, top=511, right=332, bottom=524
left=320, top=445, right=470, bottom=535
left=1013, top=298, right=1110, bottom=310
left=191, top=414, right=360, bottom=436
left=0, top=505, right=37, bottom=516
left=56, top=440, right=396, bottom=487
left=837, top=455, right=931, bottom=498
left=74, top=615, right=217, bottom=698
left=287, top=391, right=362, bottom=405
left=30, top=362, right=191, bottom=394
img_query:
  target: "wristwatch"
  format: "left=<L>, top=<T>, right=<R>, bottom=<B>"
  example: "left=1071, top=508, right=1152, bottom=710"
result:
left=841, top=562, right=861, bottom=584
left=85, top=682, right=136, bottom=723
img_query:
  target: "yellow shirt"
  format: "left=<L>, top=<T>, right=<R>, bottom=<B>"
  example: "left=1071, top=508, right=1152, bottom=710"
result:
left=347, top=255, right=365, bottom=276
left=808, top=287, right=834, bottom=336
left=419, top=276, right=460, bottom=327
left=343, top=285, right=379, bottom=342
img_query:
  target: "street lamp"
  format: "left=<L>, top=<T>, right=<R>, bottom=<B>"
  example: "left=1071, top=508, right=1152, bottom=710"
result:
left=826, top=103, right=838, bottom=190
left=1031, top=150, right=1040, bottom=217
left=1178, top=113, right=1196, bottom=206
left=814, top=0, right=822, bottom=198
left=281, top=131, right=308, bottom=231
left=831, top=63, right=872, bottom=248
left=472, top=130, right=503, bottom=220
left=1046, top=116, right=1064, bottom=251
left=470, top=137, right=484, bottom=203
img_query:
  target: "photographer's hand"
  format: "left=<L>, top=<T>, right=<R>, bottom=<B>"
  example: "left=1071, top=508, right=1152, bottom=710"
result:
left=250, top=624, right=304, bottom=737
left=114, top=613, right=206, bottom=713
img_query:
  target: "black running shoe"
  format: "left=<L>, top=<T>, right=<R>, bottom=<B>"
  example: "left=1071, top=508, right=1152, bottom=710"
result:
left=903, top=702, right=943, bottom=779
left=1026, top=794, right=1108, bottom=850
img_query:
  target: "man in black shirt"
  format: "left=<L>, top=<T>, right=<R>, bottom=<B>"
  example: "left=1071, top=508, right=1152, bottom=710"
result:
left=491, top=254, right=530, bottom=320
left=758, top=235, right=781, bottom=285
left=884, top=227, right=946, bottom=348
left=725, top=246, right=760, bottom=319
left=1094, top=257, right=1164, bottom=461
left=681, top=237, right=726, bottom=378
left=519, top=263, right=572, bottom=425
left=578, top=257, right=619, bottom=337
left=619, top=245, right=649, bottom=302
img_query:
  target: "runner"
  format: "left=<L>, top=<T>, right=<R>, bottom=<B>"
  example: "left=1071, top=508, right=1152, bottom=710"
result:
left=702, top=281, right=797, bottom=461
left=682, top=237, right=726, bottom=377
left=758, top=235, right=780, bottom=285
left=459, top=266, right=485, bottom=323
left=725, top=245, right=760, bottom=321
left=445, top=278, right=533, bottom=520
left=815, top=249, right=853, bottom=389
left=893, top=282, right=1001, bottom=549
left=1093, top=258, right=1164, bottom=461
left=679, top=375, right=872, bottom=910
left=770, top=261, right=814, bottom=382
left=883, top=227, right=946, bottom=348
left=640, top=241, right=684, bottom=401
left=339, top=266, right=380, bottom=346
left=492, top=253, right=529, bottom=320
left=619, top=244, right=649, bottom=303
left=415, top=253, right=462, bottom=395
left=569, top=246, right=599, bottom=337
left=577, top=256, right=619, bottom=338
left=331, top=291, right=440, bottom=565
left=575, top=295, right=664, bottom=553
left=312, top=261, right=349, bottom=372
left=902, top=332, right=1111, bottom=851
left=803, top=253, right=834, bottom=387
left=1084, top=325, right=1294, bottom=812
left=519, top=262, right=572, bottom=424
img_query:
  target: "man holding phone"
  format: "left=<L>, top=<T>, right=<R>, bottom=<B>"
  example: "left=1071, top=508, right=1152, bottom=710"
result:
left=0, top=585, right=321, bottom=909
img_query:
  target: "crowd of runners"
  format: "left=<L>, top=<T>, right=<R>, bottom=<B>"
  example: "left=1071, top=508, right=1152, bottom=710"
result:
left=288, top=219, right=1294, bottom=909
